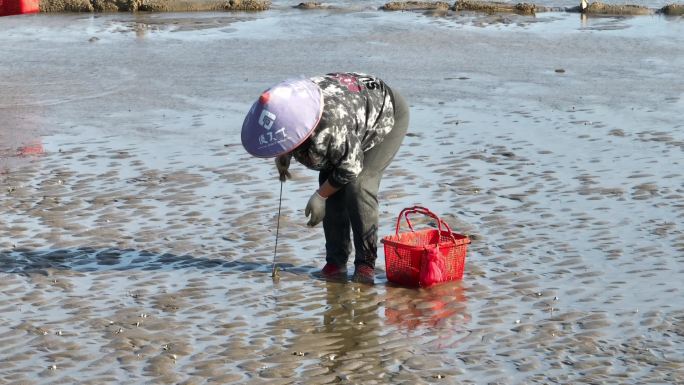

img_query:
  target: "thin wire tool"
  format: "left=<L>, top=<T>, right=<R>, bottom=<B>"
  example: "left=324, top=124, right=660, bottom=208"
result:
left=271, top=181, right=283, bottom=279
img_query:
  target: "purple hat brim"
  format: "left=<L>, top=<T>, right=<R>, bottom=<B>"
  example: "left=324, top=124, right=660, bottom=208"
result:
left=241, top=79, right=323, bottom=158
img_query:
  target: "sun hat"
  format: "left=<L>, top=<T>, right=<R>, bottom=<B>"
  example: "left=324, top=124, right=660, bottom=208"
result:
left=241, top=78, right=323, bottom=158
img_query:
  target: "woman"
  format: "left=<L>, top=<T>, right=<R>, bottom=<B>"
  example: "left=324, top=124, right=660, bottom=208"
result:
left=241, top=72, right=409, bottom=284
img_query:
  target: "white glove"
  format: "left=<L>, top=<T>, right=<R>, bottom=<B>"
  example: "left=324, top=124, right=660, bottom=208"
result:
left=275, top=155, right=291, bottom=182
left=305, top=190, right=327, bottom=227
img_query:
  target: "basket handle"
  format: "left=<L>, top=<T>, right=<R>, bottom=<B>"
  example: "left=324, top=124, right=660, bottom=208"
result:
left=395, top=206, right=457, bottom=243
left=406, top=207, right=457, bottom=243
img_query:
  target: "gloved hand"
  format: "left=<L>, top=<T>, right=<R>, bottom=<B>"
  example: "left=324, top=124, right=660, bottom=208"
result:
left=305, top=190, right=327, bottom=227
left=275, top=155, right=291, bottom=182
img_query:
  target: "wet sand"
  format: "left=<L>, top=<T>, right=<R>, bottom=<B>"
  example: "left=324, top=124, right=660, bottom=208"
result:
left=1, top=8, right=684, bottom=385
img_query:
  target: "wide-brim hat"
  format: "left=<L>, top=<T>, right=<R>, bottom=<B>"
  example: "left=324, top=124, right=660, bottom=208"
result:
left=241, top=78, right=323, bottom=158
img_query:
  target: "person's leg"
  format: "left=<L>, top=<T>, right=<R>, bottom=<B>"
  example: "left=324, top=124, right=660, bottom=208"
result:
left=347, top=89, right=409, bottom=282
left=319, top=170, right=352, bottom=272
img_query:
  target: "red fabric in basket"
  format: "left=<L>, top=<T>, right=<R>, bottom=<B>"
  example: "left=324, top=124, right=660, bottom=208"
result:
left=419, top=246, right=446, bottom=287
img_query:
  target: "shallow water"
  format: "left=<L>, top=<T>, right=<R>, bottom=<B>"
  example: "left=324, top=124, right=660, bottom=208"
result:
left=1, top=9, right=684, bottom=385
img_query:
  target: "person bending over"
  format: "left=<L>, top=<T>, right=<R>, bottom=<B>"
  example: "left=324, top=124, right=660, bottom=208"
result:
left=241, top=72, right=409, bottom=285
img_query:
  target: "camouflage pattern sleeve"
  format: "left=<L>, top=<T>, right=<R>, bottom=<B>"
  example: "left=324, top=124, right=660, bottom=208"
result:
left=328, top=130, right=363, bottom=187
left=293, top=72, right=395, bottom=186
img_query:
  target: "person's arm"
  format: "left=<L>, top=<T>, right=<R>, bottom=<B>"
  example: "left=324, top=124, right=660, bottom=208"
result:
left=303, top=142, right=352, bottom=226
left=317, top=179, right=340, bottom=198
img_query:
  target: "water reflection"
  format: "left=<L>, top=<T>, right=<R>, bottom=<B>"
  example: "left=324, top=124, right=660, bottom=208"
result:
left=318, top=280, right=381, bottom=374
left=309, top=280, right=471, bottom=379
left=0, top=112, right=44, bottom=174
left=385, top=281, right=470, bottom=331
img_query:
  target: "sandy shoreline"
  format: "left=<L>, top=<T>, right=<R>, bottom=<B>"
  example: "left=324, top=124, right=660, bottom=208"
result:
left=2, top=8, right=684, bottom=385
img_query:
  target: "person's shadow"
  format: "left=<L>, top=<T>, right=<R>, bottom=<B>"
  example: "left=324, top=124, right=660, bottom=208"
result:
left=0, top=246, right=317, bottom=275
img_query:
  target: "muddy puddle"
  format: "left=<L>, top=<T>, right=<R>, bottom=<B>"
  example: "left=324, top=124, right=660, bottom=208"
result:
left=1, top=9, right=684, bottom=385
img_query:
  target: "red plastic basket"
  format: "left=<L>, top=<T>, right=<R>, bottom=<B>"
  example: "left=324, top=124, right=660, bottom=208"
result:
left=381, top=206, right=470, bottom=287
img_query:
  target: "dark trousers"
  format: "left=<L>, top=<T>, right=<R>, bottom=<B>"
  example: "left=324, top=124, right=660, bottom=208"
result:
left=319, top=89, right=409, bottom=268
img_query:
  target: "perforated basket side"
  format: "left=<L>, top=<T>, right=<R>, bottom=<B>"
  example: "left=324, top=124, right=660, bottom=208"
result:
left=383, top=229, right=470, bottom=286
left=382, top=229, right=441, bottom=287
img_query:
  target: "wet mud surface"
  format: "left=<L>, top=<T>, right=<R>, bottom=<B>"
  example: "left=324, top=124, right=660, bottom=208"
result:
left=1, top=9, right=684, bottom=385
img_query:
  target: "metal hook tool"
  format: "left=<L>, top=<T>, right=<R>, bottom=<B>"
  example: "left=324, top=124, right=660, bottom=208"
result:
left=271, top=181, right=283, bottom=279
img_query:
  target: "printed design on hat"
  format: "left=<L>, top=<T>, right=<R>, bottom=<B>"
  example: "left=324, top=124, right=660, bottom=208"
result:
left=241, top=78, right=324, bottom=158
left=258, top=109, right=276, bottom=130
left=253, top=100, right=289, bottom=150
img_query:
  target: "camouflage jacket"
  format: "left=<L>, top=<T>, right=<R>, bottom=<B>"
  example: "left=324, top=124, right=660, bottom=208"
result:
left=291, top=72, right=395, bottom=187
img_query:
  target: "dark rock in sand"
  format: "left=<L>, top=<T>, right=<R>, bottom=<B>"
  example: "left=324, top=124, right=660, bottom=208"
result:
left=138, top=0, right=270, bottom=11
left=382, top=1, right=450, bottom=11
left=40, top=0, right=94, bottom=12
left=223, top=0, right=270, bottom=10
left=582, top=1, right=652, bottom=15
left=660, top=3, right=684, bottom=15
left=135, top=0, right=213, bottom=11
left=295, top=2, right=332, bottom=9
left=91, top=0, right=118, bottom=10
left=40, top=0, right=270, bottom=12
left=453, top=0, right=537, bottom=15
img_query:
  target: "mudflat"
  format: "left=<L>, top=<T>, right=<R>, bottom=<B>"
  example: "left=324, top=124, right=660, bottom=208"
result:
left=1, top=8, right=683, bottom=385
